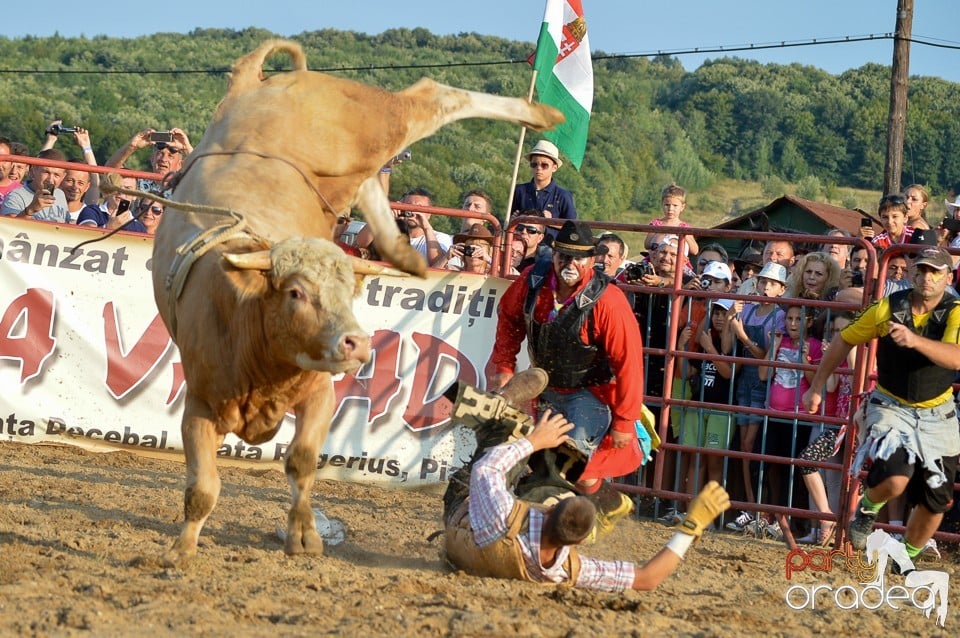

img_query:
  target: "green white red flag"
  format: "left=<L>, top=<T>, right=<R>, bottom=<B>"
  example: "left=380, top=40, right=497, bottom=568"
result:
left=532, top=0, right=593, bottom=169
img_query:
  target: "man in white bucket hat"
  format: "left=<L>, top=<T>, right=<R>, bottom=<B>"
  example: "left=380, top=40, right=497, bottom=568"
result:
left=510, top=139, right=578, bottom=223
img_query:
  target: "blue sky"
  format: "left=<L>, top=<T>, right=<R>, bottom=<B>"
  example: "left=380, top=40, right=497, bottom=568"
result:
left=4, top=1, right=959, bottom=82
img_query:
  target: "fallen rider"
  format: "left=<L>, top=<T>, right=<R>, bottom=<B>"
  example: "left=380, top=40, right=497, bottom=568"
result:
left=441, top=371, right=730, bottom=591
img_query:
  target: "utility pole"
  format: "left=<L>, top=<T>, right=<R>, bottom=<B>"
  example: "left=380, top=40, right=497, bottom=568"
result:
left=883, top=0, right=913, bottom=195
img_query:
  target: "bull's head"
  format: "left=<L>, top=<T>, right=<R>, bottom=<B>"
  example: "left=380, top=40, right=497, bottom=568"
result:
left=223, top=238, right=394, bottom=374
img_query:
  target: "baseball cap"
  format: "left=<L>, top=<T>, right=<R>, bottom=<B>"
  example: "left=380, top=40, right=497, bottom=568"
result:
left=656, top=234, right=690, bottom=256
left=913, top=247, right=953, bottom=271
left=756, top=262, right=788, bottom=284
left=701, top=261, right=732, bottom=282
left=711, top=298, right=734, bottom=312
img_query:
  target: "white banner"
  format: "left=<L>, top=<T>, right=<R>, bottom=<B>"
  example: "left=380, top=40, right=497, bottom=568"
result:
left=0, top=218, right=523, bottom=487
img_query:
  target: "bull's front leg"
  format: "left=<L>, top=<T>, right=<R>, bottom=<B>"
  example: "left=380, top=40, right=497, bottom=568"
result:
left=161, top=395, right=224, bottom=567
left=284, top=384, right=336, bottom=555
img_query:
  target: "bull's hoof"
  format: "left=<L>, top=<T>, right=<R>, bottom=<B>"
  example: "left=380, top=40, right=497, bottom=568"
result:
left=525, top=103, right=565, bottom=131
left=284, top=527, right=324, bottom=556
left=159, top=545, right=196, bottom=568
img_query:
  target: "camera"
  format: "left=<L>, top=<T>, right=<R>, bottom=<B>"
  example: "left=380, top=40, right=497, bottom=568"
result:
left=149, top=131, right=175, bottom=143
left=698, top=275, right=715, bottom=288
left=41, top=181, right=56, bottom=196
left=462, top=245, right=478, bottom=257
left=117, top=200, right=131, bottom=215
left=391, top=149, right=412, bottom=165
left=624, top=260, right=655, bottom=281
left=400, top=211, right=414, bottom=218
left=46, top=123, right=77, bottom=136
left=851, top=270, right=864, bottom=287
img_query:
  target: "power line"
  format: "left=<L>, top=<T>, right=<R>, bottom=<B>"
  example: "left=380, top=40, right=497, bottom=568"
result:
left=0, top=32, right=957, bottom=76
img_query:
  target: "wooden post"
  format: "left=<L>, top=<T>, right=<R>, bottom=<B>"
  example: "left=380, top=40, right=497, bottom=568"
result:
left=883, top=0, right=913, bottom=195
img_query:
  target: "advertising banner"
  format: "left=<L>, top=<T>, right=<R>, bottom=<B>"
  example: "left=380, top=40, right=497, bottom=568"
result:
left=0, top=218, right=522, bottom=487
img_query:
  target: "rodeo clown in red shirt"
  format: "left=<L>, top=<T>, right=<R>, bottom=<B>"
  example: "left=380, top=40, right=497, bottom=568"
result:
left=487, top=219, right=646, bottom=534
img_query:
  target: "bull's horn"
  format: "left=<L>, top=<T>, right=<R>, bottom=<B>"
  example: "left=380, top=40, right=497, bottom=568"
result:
left=350, top=257, right=409, bottom=277
left=224, top=250, right=272, bottom=271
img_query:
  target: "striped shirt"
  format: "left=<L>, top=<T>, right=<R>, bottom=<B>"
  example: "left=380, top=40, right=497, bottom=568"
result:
left=871, top=226, right=916, bottom=250
left=469, top=438, right=635, bottom=592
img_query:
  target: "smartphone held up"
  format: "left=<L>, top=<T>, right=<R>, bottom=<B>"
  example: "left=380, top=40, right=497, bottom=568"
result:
left=149, top=131, right=175, bottom=143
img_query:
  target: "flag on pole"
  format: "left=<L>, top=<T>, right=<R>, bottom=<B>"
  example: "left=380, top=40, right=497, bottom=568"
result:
left=532, top=0, right=593, bottom=169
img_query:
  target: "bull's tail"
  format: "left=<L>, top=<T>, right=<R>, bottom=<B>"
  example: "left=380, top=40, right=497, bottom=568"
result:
left=227, top=39, right=308, bottom=97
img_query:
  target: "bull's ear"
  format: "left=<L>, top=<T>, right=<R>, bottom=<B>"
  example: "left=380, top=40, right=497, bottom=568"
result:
left=223, top=250, right=272, bottom=271
left=350, top=257, right=409, bottom=277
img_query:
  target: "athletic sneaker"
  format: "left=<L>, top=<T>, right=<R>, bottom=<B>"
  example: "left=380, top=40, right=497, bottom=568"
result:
left=743, top=519, right=766, bottom=538
left=920, top=538, right=941, bottom=560
left=796, top=529, right=819, bottom=544
left=725, top=510, right=754, bottom=532
left=656, top=507, right=683, bottom=526
left=847, top=507, right=878, bottom=550
left=764, top=520, right=784, bottom=541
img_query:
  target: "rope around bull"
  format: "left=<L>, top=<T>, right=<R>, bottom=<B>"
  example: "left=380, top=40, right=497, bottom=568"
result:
left=69, top=179, right=249, bottom=253
left=73, top=179, right=262, bottom=337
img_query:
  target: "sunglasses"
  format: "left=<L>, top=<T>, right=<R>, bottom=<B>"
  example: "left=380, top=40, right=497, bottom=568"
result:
left=141, top=205, right=164, bottom=214
left=880, top=194, right=905, bottom=205
left=529, top=161, right=553, bottom=169
left=154, top=142, right=181, bottom=154
left=515, top=224, right=543, bottom=235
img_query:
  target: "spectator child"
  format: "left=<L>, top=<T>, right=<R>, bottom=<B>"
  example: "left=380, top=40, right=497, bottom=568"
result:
left=861, top=194, right=916, bottom=249
left=659, top=262, right=733, bottom=524
left=686, top=299, right=737, bottom=495
left=509, top=139, right=577, bottom=222
left=644, top=183, right=699, bottom=257
left=723, top=262, right=787, bottom=532
left=759, top=305, right=822, bottom=414
left=797, top=311, right=856, bottom=545
left=755, top=304, right=823, bottom=536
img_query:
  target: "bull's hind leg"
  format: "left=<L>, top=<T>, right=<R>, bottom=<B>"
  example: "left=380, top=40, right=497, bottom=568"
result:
left=283, top=386, right=336, bottom=555
left=355, top=177, right=427, bottom=277
left=162, top=396, right=224, bottom=567
left=396, top=78, right=565, bottom=144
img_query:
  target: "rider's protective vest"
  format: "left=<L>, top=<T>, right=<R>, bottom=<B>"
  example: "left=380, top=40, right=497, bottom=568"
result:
left=876, top=289, right=959, bottom=403
left=522, top=260, right=613, bottom=389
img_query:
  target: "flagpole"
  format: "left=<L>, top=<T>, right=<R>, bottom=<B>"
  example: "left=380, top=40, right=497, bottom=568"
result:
left=504, top=70, right=539, bottom=224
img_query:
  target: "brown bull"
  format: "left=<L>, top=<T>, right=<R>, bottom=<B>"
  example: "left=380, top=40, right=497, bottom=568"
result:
left=151, top=39, right=562, bottom=566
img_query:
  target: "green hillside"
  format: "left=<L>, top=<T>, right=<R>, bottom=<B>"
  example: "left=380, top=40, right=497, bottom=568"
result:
left=1, top=27, right=956, bottom=234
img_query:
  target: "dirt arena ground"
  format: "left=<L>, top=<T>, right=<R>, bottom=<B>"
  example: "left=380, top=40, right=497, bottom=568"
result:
left=0, top=441, right=955, bottom=637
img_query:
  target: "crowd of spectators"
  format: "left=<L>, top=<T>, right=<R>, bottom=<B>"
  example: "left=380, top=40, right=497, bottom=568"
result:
left=0, top=123, right=189, bottom=235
